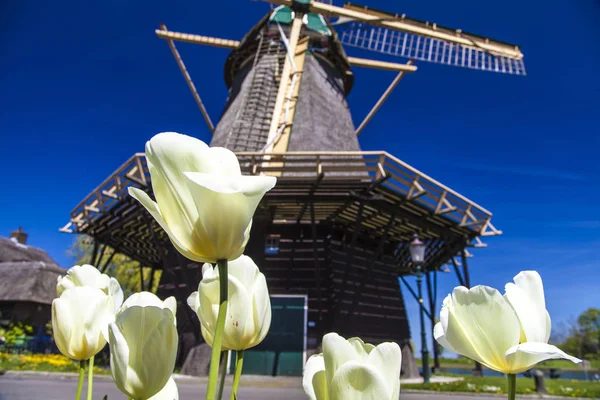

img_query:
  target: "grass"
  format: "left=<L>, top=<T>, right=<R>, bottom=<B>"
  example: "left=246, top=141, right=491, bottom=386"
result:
left=403, top=375, right=600, bottom=398
left=0, top=352, right=110, bottom=375
left=417, top=357, right=600, bottom=371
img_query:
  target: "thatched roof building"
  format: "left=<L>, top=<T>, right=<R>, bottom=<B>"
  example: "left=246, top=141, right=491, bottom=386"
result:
left=0, top=229, right=64, bottom=327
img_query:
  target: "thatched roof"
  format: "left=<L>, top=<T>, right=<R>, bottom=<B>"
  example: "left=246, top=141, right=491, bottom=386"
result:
left=0, top=237, right=64, bottom=304
left=0, top=237, right=57, bottom=264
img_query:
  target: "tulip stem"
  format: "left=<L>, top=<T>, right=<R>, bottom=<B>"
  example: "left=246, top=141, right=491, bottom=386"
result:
left=75, top=360, right=85, bottom=400
left=507, top=373, right=516, bottom=400
left=217, top=351, right=228, bottom=400
left=87, top=355, right=94, bottom=400
left=206, top=259, right=229, bottom=400
left=230, top=350, right=244, bottom=400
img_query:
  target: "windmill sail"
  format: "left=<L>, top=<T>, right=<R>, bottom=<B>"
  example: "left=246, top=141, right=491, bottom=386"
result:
left=337, top=22, right=526, bottom=75
left=332, top=2, right=526, bottom=75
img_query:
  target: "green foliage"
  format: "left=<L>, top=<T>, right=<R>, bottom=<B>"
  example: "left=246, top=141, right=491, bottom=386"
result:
left=556, top=308, right=600, bottom=361
left=1, top=322, right=33, bottom=345
left=69, top=235, right=162, bottom=298
left=404, top=375, right=600, bottom=398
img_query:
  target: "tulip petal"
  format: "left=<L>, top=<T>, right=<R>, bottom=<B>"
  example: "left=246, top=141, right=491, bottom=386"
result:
left=164, top=296, right=178, bottom=318
left=145, top=133, right=209, bottom=253
left=322, top=333, right=360, bottom=387
left=197, top=274, right=220, bottom=347
left=52, top=298, right=73, bottom=359
left=128, top=187, right=213, bottom=263
left=223, top=274, right=255, bottom=350
left=57, top=264, right=102, bottom=296
left=347, top=337, right=371, bottom=362
left=109, top=277, right=124, bottom=312
left=202, top=146, right=243, bottom=176
left=444, top=286, right=520, bottom=373
left=183, top=173, right=276, bottom=260
left=303, top=354, right=328, bottom=400
left=329, top=360, right=390, bottom=400
left=228, top=256, right=260, bottom=293
left=251, top=273, right=272, bottom=346
left=187, top=292, right=200, bottom=314
left=149, top=376, right=179, bottom=400
left=366, top=342, right=401, bottom=400
left=228, top=256, right=271, bottom=346
left=109, top=322, right=132, bottom=397
left=434, top=321, right=457, bottom=354
left=112, top=306, right=177, bottom=399
left=53, top=287, right=112, bottom=360
left=505, top=271, right=550, bottom=343
left=505, top=342, right=582, bottom=374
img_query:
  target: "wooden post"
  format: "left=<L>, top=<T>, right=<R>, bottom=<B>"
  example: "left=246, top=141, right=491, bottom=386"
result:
left=355, top=60, right=414, bottom=136
left=310, top=202, right=322, bottom=323
left=159, top=24, right=215, bottom=134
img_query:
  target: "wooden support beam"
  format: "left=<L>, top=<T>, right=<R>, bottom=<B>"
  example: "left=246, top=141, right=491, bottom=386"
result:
left=155, top=29, right=240, bottom=49
left=158, top=24, right=215, bottom=134
left=348, top=57, right=417, bottom=72
left=272, top=36, right=309, bottom=152
left=265, top=16, right=305, bottom=153
left=451, top=257, right=466, bottom=287
left=355, top=60, right=414, bottom=136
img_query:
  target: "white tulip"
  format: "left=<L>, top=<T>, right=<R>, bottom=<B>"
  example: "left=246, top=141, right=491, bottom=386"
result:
left=149, top=377, right=179, bottom=400
left=118, top=292, right=177, bottom=326
left=187, top=255, right=271, bottom=351
left=128, top=132, right=276, bottom=263
left=57, top=264, right=124, bottom=313
left=303, top=333, right=401, bottom=400
left=434, top=271, right=581, bottom=374
left=109, top=292, right=178, bottom=400
left=52, top=286, right=115, bottom=361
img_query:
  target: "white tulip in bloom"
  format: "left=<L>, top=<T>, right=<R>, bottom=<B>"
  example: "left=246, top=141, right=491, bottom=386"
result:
left=109, top=292, right=178, bottom=400
left=303, top=333, right=401, bottom=400
left=434, top=271, right=581, bottom=374
left=52, top=286, right=115, bottom=361
left=118, top=292, right=177, bottom=326
left=187, top=255, right=271, bottom=351
left=57, top=264, right=124, bottom=313
left=148, top=377, right=179, bottom=400
left=128, top=132, right=276, bottom=263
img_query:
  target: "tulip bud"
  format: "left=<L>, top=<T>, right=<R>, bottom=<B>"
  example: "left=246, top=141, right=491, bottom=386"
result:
left=149, top=376, right=179, bottom=400
left=109, top=292, right=178, bottom=400
left=57, top=264, right=124, bottom=313
left=303, top=333, right=401, bottom=400
left=52, top=286, right=115, bottom=361
left=434, top=271, right=581, bottom=374
left=128, top=132, right=276, bottom=263
left=187, top=255, right=271, bottom=351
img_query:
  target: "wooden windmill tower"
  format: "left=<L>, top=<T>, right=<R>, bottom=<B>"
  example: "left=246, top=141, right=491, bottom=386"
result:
left=62, top=0, right=524, bottom=376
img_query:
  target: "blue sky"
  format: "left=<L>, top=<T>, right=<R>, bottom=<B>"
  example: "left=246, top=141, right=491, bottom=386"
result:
left=2, top=0, right=599, bottom=352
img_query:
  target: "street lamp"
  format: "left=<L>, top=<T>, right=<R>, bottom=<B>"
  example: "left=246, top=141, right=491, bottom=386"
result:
left=409, top=233, right=430, bottom=384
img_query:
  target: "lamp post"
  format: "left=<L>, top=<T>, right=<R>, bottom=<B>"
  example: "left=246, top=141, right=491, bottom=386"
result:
left=409, top=233, right=430, bottom=384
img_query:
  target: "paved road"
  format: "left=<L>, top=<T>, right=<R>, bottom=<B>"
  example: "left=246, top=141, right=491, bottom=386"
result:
left=0, top=375, right=505, bottom=400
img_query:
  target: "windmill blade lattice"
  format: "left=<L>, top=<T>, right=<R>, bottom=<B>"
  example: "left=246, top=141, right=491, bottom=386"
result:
left=337, top=22, right=526, bottom=75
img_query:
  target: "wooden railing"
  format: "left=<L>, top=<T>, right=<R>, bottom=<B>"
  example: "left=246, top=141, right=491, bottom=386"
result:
left=61, top=151, right=500, bottom=237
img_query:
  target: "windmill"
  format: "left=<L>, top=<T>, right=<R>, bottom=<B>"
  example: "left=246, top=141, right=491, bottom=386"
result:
left=62, top=0, right=523, bottom=377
